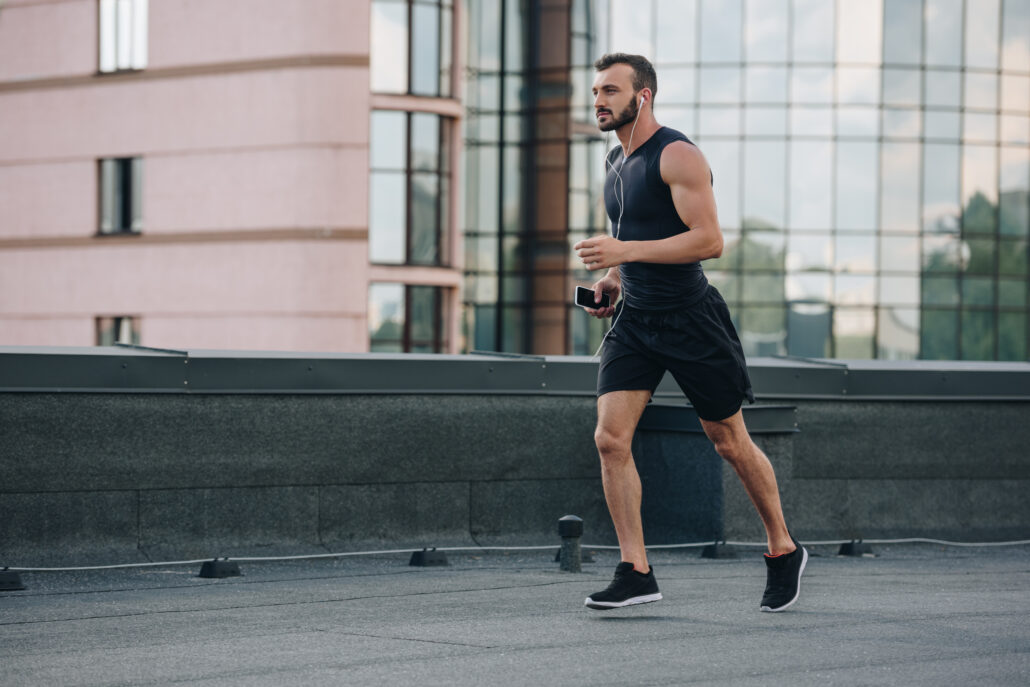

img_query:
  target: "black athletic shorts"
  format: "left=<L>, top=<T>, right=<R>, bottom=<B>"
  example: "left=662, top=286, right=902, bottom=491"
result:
left=597, top=285, right=755, bottom=422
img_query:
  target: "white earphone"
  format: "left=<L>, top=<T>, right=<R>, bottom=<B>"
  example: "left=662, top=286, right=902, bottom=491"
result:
left=593, top=90, right=647, bottom=357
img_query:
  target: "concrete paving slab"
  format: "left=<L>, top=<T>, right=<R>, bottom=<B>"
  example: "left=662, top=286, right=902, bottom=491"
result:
left=2, top=544, right=1029, bottom=686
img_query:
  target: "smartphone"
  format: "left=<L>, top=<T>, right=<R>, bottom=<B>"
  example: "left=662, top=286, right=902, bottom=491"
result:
left=575, top=286, right=611, bottom=309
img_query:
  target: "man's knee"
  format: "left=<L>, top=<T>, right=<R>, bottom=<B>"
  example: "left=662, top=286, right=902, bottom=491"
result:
left=594, top=425, right=632, bottom=463
left=710, top=431, right=750, bottom=465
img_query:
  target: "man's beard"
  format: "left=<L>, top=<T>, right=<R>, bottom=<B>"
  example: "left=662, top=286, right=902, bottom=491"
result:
left=597, top=97, right=639, bottom=132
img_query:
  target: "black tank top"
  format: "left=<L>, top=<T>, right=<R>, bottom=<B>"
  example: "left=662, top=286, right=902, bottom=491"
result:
left=603, top=126, right=709, bottom=310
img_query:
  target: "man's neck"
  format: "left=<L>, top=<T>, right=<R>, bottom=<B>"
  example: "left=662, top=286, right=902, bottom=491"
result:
left=616, top=117, right=660, bottom=156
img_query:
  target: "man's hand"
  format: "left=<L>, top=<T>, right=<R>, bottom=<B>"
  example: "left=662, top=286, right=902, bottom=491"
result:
left=582, top=271, right=621, bottom=319
left=574, top=235, right=632, bottom=272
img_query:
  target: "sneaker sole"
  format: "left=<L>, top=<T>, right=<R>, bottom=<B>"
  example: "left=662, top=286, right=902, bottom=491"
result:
left=760, top=546, right=808, bottom=613
left=584, top=592, right=663, bottom=610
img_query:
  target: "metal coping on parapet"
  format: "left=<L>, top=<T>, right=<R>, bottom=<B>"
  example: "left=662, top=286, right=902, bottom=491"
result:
left=1, top=346, right=1029, bottom=400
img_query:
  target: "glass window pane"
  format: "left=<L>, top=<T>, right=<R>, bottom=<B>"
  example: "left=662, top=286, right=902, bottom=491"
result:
left=835, top=275, right=876, bottom=305
left=409, top=286, right=438, bottom=345
left=116, top=0, right=132, bottom=70
left=611, top=0, right=653, bottom=58
left=411, top=113, right=440, bottom=171
left=923, top=235, right=963, bottom=272
left=1000, top=115, right=1030, bottom=145
left=883, top=0, right=922, bottom=65
left=705, top=140, right=741, bottom=228
left=879, top=275, right=920, bottom=305
left=792, top=0, right=834, bottom=63
left=923, top=143, right=961, bottom=232
left=700, top=0, right=742, bottom=63
left=878, top=307, right=920, bottom=359
left=745, top=106, right=787, bottom=135
left=962, top=146, right=998, bottom=234
left=474, top=147, right=499, bottom=233
left=883, top=68, right=920, bottom=107
left=965, top=0, right=1001, bottom=70
left=883, top=108, right=921, bottom=138
left=787, top=235, right=832, bottom=271
left=790, top=107, right=833, bottom=137
left=880, top=235, right=920, bottom=272
left=742, top=231, right=785, bottom=270
left=660, top=67, right=697, bottom=104
left=786, top=272, right=832, bottom=301
left=656, top=0, right=697, bottom=63
left=787, top=303, right=831, bottom=357
left=925, top=110, right=961, bottom=139
left=744, top=0, right=788, bottom=62
left=835, top=235, right=877, bottom=273
left=370, top=172, right=407, bottom=263
left=469, top=0, right=500, bottom=71
left=745, top=66, right=787, bottom=103
left=371, top=111, right=407, bottom=169
left=743, top=140, right=786, bottom=229
left=1000, top=75, right=1030, bottom=114
left=700, top=67, right=741, bottom=104
left=963, top=112, right=997, bottom=143
left=470, top=304, right=497, bottom=351
left=836, top=141, right=878, bottom=231
left=965, top=72, right=998, bottom=109
left=99, top=0, right=116, bottom=72
left=131, top=0, right=148, bottom=69
left=962, top=275, right=995, bottom=305
left=1002, top=0, right=1030, bottom=71
left=411, top=173, right=440, bottom=265
left=922, top=275, right=960, bottom=305
left=965, top=237, right=997, bottom=273
left=925, top=0, right=963, bottom=67
left=998, top=238, right=1028, bottom=275
left=881, top=142, right=921, bottom=232
left=834, top=308, right=875, bottom=358
left=999, top=278, right=1027, bottom=308
left=961, top=308, right=996, bottom=360
left=836, top=107, right=879, bottom=138
left=699, top=106, right=742, bottom=136
left=739, top=305, right=787, bottom=356
left=998, top=313, right=1027, bottom=360
left=925, top=70, right=961, bottom=107
left=501, top=146, right=522, bottom=234
left=789, top=141, right=832, bottom=230
left=371, top=1, right=409, bottom=93
left=439, top=6, right=452, bottom=97
left=837, top=67, right=880, bottom=105
left=791, top=67, right=833, bottom=104
left=369, top=283, right=405, bottom=349
left=1000, top=147, right=1030, bottom=237
left=836, top=1, right=882, bottom=64
left=504, top=0, right=522, bottom=71
left=501, top=306, right=526, bottom=353
left=921, top=308, right=959, bottom=358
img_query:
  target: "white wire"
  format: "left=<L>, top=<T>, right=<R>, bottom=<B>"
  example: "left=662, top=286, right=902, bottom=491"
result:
left=590, top=103, right=642, bottom=359
left=6, top=538, right=1030, bottom=573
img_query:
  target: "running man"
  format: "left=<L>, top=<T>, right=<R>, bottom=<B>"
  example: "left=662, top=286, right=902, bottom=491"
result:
left=574, top=53, right=807, bottom=612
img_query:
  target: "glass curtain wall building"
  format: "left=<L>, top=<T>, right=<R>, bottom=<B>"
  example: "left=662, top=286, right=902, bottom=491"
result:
left=368, top=0, right=458, bottom=353
left=462, top=0, right=1030, bottom=360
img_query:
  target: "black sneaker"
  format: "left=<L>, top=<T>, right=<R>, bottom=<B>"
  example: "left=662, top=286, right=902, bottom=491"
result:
left=585, top=562, right=662, bottom=610
left=760, top=539, right=808, bottom=612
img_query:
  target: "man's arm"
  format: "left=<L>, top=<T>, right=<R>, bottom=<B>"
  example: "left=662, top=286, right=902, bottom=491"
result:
left=573, top=141, right=723, bottom=271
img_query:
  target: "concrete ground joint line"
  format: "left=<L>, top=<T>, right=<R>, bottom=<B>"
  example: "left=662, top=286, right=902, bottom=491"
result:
left=324, top=628, right=496, bottom=650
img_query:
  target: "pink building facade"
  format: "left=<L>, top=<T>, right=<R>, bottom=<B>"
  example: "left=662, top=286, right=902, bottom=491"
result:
left=0, top=0, right=463, bottom=353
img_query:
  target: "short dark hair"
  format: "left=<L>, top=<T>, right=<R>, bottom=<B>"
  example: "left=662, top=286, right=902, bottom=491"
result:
left=593, top=53, right=658, bottom=102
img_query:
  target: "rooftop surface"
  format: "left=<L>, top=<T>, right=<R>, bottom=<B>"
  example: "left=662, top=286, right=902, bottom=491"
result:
left=3, top=543, right=1028, bottom=686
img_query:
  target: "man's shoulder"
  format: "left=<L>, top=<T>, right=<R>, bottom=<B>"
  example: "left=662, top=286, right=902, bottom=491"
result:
left=658, top=137, right=711, bottom=186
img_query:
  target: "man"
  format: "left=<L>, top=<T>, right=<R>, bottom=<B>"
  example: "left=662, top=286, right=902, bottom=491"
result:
left=574, top=53, right=807, bottom=613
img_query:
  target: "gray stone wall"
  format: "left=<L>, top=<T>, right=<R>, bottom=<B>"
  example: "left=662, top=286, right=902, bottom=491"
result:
left=2, top=376, right=1029, bottom=566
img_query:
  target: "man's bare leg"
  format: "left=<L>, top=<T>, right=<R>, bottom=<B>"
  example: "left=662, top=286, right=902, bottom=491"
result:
left=595, top=389, right=653, bottom=571
left=700, top=409, right=795, bottom=555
